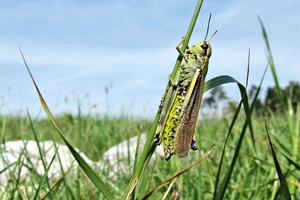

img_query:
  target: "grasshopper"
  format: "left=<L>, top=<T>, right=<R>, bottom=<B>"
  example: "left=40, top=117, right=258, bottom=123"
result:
left=154, top=19, right=217, bottom=161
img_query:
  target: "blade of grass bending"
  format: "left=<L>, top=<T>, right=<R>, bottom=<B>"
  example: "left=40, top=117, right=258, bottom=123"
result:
left=213, top=61, right=253, bottom=199
left=20, top=49, right=114, bottom=200
left=265, top=120, right=291, bottom=200
left=204, top=75, right=240, bottom=92
left=205, top=75, right=253, bottom=140
left=213, top=66, right=268, bottom=199
left=124, top=0, right=204, bottom=198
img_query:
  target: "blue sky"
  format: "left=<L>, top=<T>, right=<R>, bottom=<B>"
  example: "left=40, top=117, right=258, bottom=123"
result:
left=1, top=0, right=299, bottom=118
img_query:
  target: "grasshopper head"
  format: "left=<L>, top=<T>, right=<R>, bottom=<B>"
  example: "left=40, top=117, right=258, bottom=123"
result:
left=187, top=41, right=212, bottom=58
left=187, top=30, right=217, bottom=59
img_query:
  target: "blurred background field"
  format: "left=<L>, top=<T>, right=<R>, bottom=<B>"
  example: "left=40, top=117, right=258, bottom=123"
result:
left=0, top=80, right=299, bottom=199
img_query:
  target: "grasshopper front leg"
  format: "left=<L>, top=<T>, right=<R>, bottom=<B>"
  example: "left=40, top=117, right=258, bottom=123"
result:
left=176, top=37, right=188, bottom=61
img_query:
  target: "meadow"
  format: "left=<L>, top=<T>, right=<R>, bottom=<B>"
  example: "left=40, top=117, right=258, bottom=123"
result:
left=1, top=1, right=299, bottom=199
left=0, top=101, right=299, bottom=199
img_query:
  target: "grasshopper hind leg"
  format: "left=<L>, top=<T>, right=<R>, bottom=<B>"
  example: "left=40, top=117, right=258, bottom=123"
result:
left=191, top=138, right=198, bottom=150
left=154, top=132, right=161, bottom=144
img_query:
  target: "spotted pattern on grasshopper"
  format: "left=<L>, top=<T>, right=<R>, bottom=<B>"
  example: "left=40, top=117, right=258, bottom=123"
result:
left=154, top=32, right=216, bottom=161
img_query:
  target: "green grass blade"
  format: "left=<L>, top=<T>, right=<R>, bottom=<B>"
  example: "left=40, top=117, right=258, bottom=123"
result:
left=205, top=75, right=242, bottom=92
left=33, top=154, right=56, bottom=200
left=291, top=96, right=299, bottom=164
left=258, top=17, right=285, bottom=109
left=131, top=129, right=143, bottom=188
left=210, top=76, right=256, bottom=199
left=214, top=65, right=267, bottom=199
left=213, top=96, right=245, bottom=199
left=170, top=0, right=204, bottom=78
left=205, top=75, right=254, bottom=145
left=27, top=110, right=52, bottom=192
left=265, top=121, right=292, bottom=200
left=40, top=169, right=71, bottom=200
left=20, top=49, right=114, bottom=200
left=142, top=147, right=215, bottom=200
left=123, top=1, right=204, bottom=198
left=282, top=153, right=300, bottom=170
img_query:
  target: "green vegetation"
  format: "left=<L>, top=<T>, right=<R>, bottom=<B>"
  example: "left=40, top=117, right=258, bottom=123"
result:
left=1, top=0, right=299, bottom=199
left=0, top=93, right=298, bottom=199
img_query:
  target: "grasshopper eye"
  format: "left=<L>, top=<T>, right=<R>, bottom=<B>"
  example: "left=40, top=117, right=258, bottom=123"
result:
left=201, top=44, right=208, bottom=50
left=200, top=43, right=211, bottom=57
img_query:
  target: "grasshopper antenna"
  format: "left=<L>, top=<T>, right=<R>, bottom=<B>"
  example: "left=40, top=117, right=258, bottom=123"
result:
left=204, top=13, right=212, bottom=41
left=208, top=30, right=218, bottom=42
left=204, top=14, right=218, bottom=42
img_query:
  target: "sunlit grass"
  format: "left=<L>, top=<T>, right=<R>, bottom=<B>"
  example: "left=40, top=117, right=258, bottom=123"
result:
left=1, top=106, right=298, bottom=199
left=1, top=0, right=299, bottom=199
